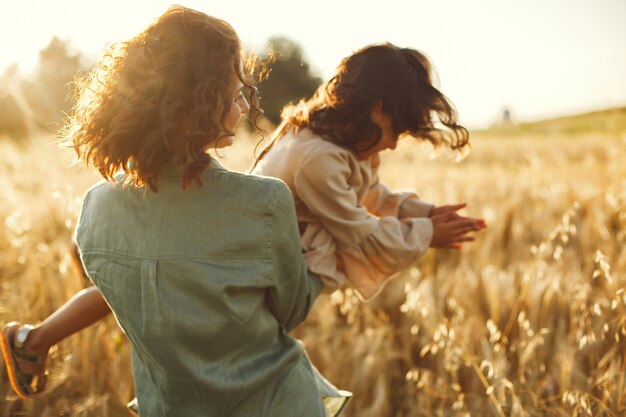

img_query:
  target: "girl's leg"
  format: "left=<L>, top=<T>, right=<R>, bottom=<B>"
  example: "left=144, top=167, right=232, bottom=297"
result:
left=69, top=241, right=91, bottom=289
left=2, top=287, right=112, bottom=397
left=28, top=239, right=113, bottom=353
left=24, top=286, right=112, bottom=352
left=1, top=242, right=113, bottom=397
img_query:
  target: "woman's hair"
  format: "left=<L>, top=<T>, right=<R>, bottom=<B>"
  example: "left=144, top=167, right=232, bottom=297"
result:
left=256, top=43, right=468, bottom=163
left=61, top=5, right=261, bottom=191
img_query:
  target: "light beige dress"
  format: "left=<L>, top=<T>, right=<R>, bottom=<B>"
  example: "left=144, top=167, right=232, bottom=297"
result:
left=253, top=128, right=434, bottom=300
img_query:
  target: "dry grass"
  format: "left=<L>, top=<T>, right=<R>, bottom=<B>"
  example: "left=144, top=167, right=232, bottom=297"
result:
left=0, top=126, right=624, bottom=416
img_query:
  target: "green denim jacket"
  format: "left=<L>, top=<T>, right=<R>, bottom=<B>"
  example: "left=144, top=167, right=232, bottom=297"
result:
left=76, top=160, right=324, bottom=416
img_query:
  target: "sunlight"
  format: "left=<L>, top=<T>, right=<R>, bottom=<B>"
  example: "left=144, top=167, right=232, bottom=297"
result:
left=1, top=0, right=625, bottom=128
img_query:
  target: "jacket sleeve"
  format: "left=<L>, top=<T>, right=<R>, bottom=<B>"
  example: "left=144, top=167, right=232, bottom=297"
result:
left=266, top=182, right=322, bottom=332
left=361, top=154, right=433, bottom=219
left=294, top=151, right=433, bottom=300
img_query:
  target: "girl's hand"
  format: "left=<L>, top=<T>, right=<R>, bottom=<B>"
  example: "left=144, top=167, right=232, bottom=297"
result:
left=429, top=209, right=486, bottom=250
left=429, top=203, right=468, bottom=218
left=429, top=203, right=486, bottom=231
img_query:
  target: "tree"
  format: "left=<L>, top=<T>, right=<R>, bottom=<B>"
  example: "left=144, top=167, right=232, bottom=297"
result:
left=255, top=37, right=322, bottom=125
left=22, top=37, right=85, bottom=130
left=0, top=64, right=33, bottom=140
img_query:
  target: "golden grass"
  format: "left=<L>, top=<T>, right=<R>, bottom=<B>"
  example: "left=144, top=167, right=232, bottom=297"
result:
left=0, top=127, right=625, bottom=416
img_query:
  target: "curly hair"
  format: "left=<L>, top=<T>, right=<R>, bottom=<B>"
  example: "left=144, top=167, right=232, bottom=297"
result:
left=256, top=43, right=468, bottom=163
left=61, top=5, right=261, bottom=191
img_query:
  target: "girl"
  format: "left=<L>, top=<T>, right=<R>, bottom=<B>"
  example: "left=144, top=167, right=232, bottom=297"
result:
left=252, top=43, right=484, bottom=299
left=2, top=5, right=336, bottom=416
left=2, top=36, right=483, bottom=414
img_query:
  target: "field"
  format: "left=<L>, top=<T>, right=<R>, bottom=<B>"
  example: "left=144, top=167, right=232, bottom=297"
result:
left=1, top=109, right=625, bottom=416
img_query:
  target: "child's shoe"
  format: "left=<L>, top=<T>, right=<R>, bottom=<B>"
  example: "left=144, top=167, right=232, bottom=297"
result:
left=1, top=321, right=49, bottom=398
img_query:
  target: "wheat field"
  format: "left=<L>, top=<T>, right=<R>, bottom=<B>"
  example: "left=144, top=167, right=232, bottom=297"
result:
left=0, top=121, right=625, bottom=416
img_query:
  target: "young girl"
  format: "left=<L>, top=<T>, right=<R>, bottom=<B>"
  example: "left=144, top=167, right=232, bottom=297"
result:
left=2, top=6, right=338, bottom=416
left=2, top=36, right=483, bottom=413
left=252, top=43, right=484, bottom=299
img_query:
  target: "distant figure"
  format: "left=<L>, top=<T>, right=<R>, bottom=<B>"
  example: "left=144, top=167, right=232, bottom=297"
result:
left=501, top=107, right=513, bottom=125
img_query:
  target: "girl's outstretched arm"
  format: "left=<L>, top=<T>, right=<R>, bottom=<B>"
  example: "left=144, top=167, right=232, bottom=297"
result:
left=362, top=154, right=434, bottom=219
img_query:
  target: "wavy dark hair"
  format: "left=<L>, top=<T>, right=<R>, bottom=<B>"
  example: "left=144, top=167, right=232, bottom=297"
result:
left=61, top=5, right=261, bottom=191
left=256, top=43, right=468, bottom=163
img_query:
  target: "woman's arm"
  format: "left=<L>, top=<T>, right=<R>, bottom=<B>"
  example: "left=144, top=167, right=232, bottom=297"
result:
left=362, top=155, right=434, bottom=219
left=265, top=182, right=322, bottom=333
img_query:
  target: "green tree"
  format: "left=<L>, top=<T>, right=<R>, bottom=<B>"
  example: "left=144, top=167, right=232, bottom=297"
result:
left=256, top=37, right=322, bottom=125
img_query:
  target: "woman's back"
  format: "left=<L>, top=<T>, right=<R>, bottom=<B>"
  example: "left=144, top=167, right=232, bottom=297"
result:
left=76, top=161, right=324, bottom=416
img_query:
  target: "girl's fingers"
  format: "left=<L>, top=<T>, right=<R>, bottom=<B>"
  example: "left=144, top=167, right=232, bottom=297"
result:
left=463, top=217, right=484, bottom=225
left=452, top=228, right=478, bottom=241
left=439, top=203, right=465, bottom=210
left=441, top=203, right=466, bottom=214
left=453, top=230, right=474, bottom=238
left=450, top=220, right=480, bottom=231
left=437, top=214, right=485, bottom=228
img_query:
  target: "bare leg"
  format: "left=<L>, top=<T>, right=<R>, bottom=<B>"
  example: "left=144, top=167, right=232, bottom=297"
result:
left=25, top=286, right=112, bottom=353
left=26, top=240, right=113, bottom=352
left=69, top=241, right=91, bottom=289
left=2, top=243, right=113, bottom=397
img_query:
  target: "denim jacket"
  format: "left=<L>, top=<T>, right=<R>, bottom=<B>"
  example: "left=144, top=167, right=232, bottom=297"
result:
left=76, top=160, right=324, bottom=416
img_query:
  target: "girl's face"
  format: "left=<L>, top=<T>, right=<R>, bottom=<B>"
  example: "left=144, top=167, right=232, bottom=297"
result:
left=212, top=79, right=250, bottom=149
left=356, top=105, right=398, bottom=160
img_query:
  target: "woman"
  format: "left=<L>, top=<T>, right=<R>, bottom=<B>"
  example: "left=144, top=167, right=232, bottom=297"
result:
left=2, top=6, right=329, bottom=416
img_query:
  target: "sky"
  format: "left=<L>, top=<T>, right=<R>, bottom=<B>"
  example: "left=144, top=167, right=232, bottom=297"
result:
left=1, top=0, right=625, bottom=129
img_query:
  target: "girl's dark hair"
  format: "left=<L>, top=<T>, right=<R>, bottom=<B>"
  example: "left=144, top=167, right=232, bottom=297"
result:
left=62, top=5, right=261, bottom=191
left=256, top=43, right=468, bottom=163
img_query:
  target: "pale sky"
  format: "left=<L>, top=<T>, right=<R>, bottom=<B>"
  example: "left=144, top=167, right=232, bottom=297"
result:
left=1, top=0, right=625, bottom=128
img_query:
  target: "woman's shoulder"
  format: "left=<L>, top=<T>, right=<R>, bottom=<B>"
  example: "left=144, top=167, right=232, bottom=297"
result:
left=215, top=167, right=292, bottom=205
left=218, top=165, right=287, bottom=189
left=81, top=175, right=123, bottom=202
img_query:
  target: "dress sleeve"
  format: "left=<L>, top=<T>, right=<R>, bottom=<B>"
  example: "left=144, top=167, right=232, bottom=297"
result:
left=266, top=182, right=322, bottom=333
left=362, top=154, right=434, bottom=219
left=294, top=152, right=433, bottom=300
